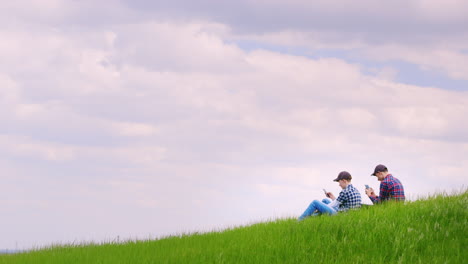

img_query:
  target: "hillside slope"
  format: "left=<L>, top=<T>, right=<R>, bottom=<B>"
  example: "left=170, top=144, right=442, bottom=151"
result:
left=1, top=191, right=467, bottom=263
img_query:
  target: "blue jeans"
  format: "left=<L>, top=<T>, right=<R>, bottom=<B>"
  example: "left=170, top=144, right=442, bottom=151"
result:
left=298, top=198, right=337, bottom=221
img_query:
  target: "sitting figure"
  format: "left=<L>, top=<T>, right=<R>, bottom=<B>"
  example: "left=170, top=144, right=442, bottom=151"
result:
left=366, top=164, right=405, bottom=203
left=298, top=171, right=362, bottom=221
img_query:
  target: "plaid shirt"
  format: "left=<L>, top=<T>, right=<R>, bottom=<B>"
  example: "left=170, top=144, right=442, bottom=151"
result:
left=336, top=184, right=362, bottom=212
left=369, top=174, right=405, bottom=203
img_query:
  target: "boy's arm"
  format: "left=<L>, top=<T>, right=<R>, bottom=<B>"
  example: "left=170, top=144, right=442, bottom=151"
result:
left=369, top=193, right=380, bottom=204
left=369, top=182, right=390, bottom=203
left=328, top=199, right=341, bottom=208
left=366, top=187, right=379, bottom=203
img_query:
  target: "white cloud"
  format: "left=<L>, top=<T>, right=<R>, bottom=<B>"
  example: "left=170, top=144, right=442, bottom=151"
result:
left=0, top=134, right=166, bottom=165
left=363, top=45, right=468, bottom=81
left=2, top=0, right=68, bottom=23
left=112, top=22, right=246, bottom=73
left=2, top=20, right=466, bottom=173
left=230, top=30, right=468, bottom=81
left=111, top=122, right=159, bottom=137
left=0, top=74, right=20, bottom=102
left=414, top=0, right=468, bottom=21
left=0, top=135, right=75, bottom=161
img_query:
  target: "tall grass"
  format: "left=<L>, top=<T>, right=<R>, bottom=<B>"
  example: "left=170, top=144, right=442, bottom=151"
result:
left=1, top=191, right=466, bottom=263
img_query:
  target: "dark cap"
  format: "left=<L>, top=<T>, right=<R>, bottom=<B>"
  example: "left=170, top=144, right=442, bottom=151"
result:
left=333, top=171, right=352, bottom=182
left=372, top=164, right=387, bottom=176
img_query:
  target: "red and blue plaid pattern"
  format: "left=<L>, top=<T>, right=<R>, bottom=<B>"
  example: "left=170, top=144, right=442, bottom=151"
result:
left=370, top=174, right=405, bottom=203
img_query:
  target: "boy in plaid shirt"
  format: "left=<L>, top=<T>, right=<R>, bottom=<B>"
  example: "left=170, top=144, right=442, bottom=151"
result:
left=298, top=171, right=362, bottom=220
left=366, top=164, right=405, bottom=203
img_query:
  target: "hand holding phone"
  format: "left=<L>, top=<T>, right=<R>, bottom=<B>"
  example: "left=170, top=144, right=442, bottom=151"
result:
left=364, top=185, right=374, bottom=196
left=323, top=189, right=330, bottom=197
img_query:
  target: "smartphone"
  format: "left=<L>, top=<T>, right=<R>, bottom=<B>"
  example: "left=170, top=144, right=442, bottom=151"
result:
left=365, top=185, right=370, bottom=189
left=323, top=189, right=329, bottom=197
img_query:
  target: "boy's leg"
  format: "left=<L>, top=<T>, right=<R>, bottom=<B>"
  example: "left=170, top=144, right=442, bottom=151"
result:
left=298, top=200, right=320, bottom=220
left=322, top=198, right=332, bottom=204
left=313, top=200, right=337, bottom=215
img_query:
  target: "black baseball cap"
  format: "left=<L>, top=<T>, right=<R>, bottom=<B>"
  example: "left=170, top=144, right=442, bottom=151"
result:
left=333, top=171, right=352, bottom=182
left=372, top=164, right=387, bottom=176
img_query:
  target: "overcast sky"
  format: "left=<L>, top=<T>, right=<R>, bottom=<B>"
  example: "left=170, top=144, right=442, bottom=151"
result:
left=1, top=0, right=467, bottom=250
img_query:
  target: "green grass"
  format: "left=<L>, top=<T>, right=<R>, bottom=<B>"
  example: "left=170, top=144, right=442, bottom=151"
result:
left=2, top=191, right=467, bottom=263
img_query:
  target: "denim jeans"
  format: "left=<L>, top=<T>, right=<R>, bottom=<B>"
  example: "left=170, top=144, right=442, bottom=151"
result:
left=298, top=198, right=337, bottom=221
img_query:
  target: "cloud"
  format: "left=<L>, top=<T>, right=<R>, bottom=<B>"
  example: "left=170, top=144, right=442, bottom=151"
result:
left=0, top=135, right=75, bottom=162
left=0, top=74, right=20, bottom=102
left=363, top=45, right=468, bottom=81
left=123, top=0, right=468, bottom=28
left=414, top=0, right=468, bottom=22
left=111, top=22, right=245, bottom=73
left=3, top=20, right=466, bottom=173
left=4, top=1, right=466, bottom=81
left=0, top=134, right=166, bottom=165
left=230, top=30, right=468, bottom=81
left=111, top=122, right=159, bottom=137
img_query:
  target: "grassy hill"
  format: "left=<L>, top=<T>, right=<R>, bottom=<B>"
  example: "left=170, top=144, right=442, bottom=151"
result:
left=1, top=191, right=467, bottom=263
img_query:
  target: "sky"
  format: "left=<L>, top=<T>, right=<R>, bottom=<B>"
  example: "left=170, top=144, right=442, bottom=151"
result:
left=1, top=0, right=467, bottom=250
